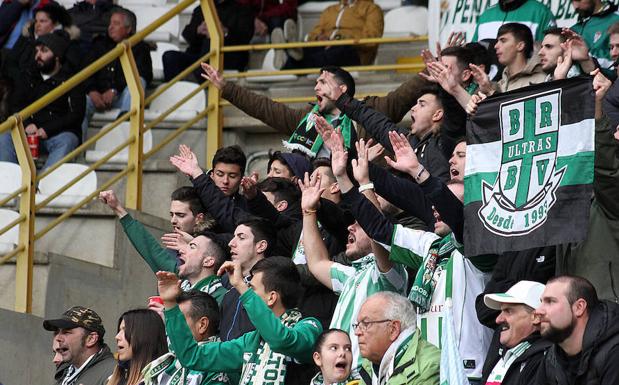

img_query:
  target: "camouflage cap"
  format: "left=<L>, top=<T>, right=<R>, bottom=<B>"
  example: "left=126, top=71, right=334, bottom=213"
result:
left=43, top=306, right=105, bottom=337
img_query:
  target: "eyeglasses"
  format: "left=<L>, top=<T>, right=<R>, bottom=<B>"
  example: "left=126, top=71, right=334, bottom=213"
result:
left=351, top=319, right=391, bottom=332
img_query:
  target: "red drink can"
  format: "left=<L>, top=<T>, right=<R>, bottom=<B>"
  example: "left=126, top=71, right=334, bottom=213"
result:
left=27, top=135, right=39, bottom=159
left=148, top=296, right=164, bottom=306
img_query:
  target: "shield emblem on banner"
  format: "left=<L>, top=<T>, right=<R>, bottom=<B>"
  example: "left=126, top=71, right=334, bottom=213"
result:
left=498, top=90, right=560, bottom=209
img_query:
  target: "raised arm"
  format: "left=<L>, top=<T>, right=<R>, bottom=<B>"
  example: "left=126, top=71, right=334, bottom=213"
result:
left=299, top=173, right=335, bottom=289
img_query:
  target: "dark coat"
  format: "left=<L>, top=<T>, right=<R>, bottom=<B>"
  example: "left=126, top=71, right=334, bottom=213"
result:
left=482, top=331, right=552, bottom=385
left=11, top=63, right=85, bottom=140
left=83, top=35, right=152, bottom=93
left=536, top=301, right=619, bottom=385
left=68, top=0, right=114, bottom=54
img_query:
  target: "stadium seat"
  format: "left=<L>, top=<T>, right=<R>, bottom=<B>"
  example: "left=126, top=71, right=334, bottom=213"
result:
left=134, top=5, right=179, bottom=42
left=383, top=6, right=428, bottom=37
left=151, top=42, right=180, bottom=81
left=0, top=162, right=22, bottom=206
left=246, top=49, right=298, bottom=83
left=144, top=81, right=207, bottom=128
left=85, top=122, right=153, bottom=164
left=0, top=208, right=20, bottom=254
left=35, top=164, right=97, bottom=208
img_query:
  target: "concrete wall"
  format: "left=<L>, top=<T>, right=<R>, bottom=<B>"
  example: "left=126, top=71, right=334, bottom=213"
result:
left=0, top=210, right=170, bottom=385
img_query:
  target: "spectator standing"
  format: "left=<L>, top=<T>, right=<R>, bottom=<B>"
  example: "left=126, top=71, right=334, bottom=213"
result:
left=535, top=276, right=619, bottom=385
left=0, top=31, right=85, bottom=171
left=570, top=0, right=619, bottom=69
left=472, top=0, right=556, bottom=42
left=142, top=291, right=230, bottom=385
left=43, top=306, right=116, bottom=385
left=81, top=6, right=152, bottom=140
left=108, top=309, right=168, bottom=385
left=278, top=0, right=383, bottom=69
left=162, top=3, right=254, bottom=81
left=68, top=0, right=113, bottom=54
left=481, top=281, right=551, bottom=385
left=355, top=292, right=440, bottom=385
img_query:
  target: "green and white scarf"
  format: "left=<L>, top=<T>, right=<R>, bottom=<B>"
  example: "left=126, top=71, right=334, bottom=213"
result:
left=141, top=337, right=227, bottom=385
left=283, top=105, right=352, bottom=158
left=409, top=234, right=457, bottom=313
left=374, top=327, right=415, bottom=385
left=485, top=341, right=532, bottom=385
left=239, top=309, right=303, bottom=385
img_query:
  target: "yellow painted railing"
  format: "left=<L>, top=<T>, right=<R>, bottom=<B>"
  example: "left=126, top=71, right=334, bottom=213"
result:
left=0, top=0, right=427, bottom=312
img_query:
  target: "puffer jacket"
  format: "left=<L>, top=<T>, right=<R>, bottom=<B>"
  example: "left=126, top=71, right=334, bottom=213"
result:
left=307, top=0, right=384, bottom=65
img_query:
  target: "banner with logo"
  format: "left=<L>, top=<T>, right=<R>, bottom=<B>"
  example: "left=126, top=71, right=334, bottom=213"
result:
left=428, top=0, right=579, bottom=51
left=463, top=77, right=594, bottom=256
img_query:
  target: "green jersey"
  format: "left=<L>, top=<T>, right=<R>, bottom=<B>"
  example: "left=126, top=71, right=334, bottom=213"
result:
left=571, top=2, right=619, bottom=68
left=329, top=254, right=408, bottom=370
left=119, top=214, right=228, bottom=304
left=165, top=289, right=322, bottom=385
left=472, top=0, right=556, bottom=42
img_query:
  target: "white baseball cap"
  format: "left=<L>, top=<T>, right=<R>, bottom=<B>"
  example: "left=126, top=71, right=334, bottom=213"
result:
left=484, top=280, right=546, bottom=310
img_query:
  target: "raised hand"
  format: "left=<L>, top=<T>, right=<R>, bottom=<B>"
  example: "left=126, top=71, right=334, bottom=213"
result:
left=200, top=62, right=226, bottom=89
left=298, top=172, right=324, bottom=212
left=592, top=69, right=611, bottom=101
left=314, top=115, right=336, bottom=150
left=352, top=139, right=371, bottom=185
left=320, top=71, right=345, bottom=101
left=446, top=31, right=466, bottom=48
left=240, top=172, right=259, bottom=200
left=170, top=144, right=203, bottom=179
left=329, top=129, right=348, bottom=178
left=466, top=91, right=487, bottom=115
left=427, top=61, right=460, bottom=94
left=469, top=64, right=494, bottom=95
left=384, top=131, right=422, bottom=177
left=99, top=190, right=127, bottom=218
left=217, top=261, right=246, bottom=294
left=155, top=271, right=182, bottom=308
left=161, top=230, right=192, bottom=251
left=554, top=41, right=573, bottom=80
left=366, top=139, right=385, bottom=162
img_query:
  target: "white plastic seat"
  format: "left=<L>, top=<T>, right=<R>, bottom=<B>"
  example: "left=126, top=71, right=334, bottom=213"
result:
left=0, top=162, right=22, bottom=206
left=36, top=164, right=97, bottom=208
left=0, top=209, right=19, bottom=254
left=383, top=6, right=428, bottom=37
left=144, top=81, right=206, bottom=127
left=85, top=122, right=153, bottom=164
left=151, top=42, right=180, bottom=81
left=135, top=6, right=179, bottom=42
left=246, top=49, right=299, bottom=83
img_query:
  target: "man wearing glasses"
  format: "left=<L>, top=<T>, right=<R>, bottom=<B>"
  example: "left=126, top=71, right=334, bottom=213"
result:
left=354, top=292, right=440, bottom=385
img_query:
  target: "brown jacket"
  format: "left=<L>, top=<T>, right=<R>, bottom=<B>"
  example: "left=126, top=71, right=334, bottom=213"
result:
left=496, top=55, right=547, bottom=93
left=307, top=0, right=384, bottom=65
left=221, top=75, right=430, bottom=137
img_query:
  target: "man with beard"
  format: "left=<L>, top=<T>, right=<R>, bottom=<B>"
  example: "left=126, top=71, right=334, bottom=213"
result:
left=472, top=0, right=556, bottom=42
left=570, top=0, right=619, bottom=69
left=481, top=281, right=551, bottom=385
left=0, top=31, right=84, bottom=170
left=534, top=275, right=619, bottom=385
left=43, top=306, right=116, bottom=385
left=538, top=28, right=596, bottom=80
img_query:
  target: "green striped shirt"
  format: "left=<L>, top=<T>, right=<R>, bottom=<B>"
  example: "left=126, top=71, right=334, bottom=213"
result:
left=329, top=254, right=408, bottom=369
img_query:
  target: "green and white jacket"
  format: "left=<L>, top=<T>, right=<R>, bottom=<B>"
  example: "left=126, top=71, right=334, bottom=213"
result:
left=472, top=0, right=556, bottom=42
left=165, top=289, right=322, bottom=385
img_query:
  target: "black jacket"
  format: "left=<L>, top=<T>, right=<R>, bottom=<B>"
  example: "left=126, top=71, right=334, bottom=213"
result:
left=83, top=35, right=152, bottom=93
left=11, top=64, right=85, bottom=141
left=68, top=0, right=114, bottom=54
left=335, top=93, right=451, bottom=181
left=536, top=301, right=619, bottom=385
left=482, top=331, right=552, bottom=385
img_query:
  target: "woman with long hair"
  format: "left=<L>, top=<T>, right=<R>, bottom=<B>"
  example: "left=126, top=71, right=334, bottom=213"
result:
left=108, top=309, right=168, bottom=385
left=311, top=329, right=358, bottom=385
